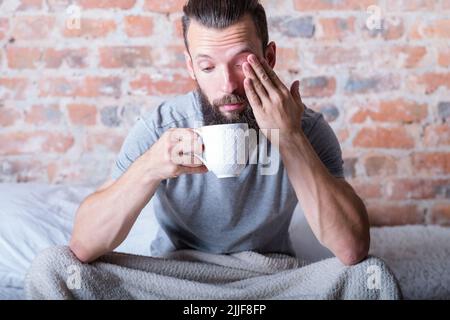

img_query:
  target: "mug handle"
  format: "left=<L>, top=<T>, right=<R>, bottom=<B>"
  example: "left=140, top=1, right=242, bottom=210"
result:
left=192, top=128, right=207, bottom=165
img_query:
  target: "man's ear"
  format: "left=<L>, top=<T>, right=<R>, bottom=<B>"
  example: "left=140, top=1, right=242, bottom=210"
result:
left=264, top=41, right=277, bottom=69
left=184, top=50, right=196, bottom=80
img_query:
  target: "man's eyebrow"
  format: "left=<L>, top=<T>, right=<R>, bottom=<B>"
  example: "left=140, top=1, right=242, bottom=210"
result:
left=194, top=47, right=255, bottom=61
left=195, top=53, right=213, bottom=60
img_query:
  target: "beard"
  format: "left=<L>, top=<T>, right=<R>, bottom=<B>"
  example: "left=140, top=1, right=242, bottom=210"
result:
left=196, top=85, right=260, bottom=132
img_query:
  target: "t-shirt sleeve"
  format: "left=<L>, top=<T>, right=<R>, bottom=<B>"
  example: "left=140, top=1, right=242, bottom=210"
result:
left=305, top=113, right=344, bottom=179
left=110, top=116, right=160, bottom=180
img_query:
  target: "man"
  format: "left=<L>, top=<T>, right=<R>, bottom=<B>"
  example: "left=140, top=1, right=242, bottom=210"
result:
left=27, top=0, right=373, bottom=299
left=70, top=0, right=369, bottom=265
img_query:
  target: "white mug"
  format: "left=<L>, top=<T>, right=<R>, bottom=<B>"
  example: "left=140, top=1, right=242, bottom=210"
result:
left=194, top=123, right=249, bottom=178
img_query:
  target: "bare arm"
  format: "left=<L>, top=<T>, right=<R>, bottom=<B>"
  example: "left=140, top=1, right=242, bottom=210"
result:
left=241, top=53, right=369, bottom=265
left=279, top=131, right=370, bottom=266
left=70, top=129, right=207, bottom=263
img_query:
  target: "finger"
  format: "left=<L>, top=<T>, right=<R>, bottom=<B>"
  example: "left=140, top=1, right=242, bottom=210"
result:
left=171, top=143, right=203, bottom=166
left=179, top=165, right=209, bottom=175
left=290, top=80, right=303, bottom=105
left=174, top=153, right=204, bottom=166
left=244, top=78, right=263, bottom=111
left=170, top=129, right=203, bottom=154
left=242, top=62, right=270, bottom=102
left=260, top=58, right=286, bottom=91
left=169, top=128, right=196, bottom=143
left=247, top=54, right=278, bottom=94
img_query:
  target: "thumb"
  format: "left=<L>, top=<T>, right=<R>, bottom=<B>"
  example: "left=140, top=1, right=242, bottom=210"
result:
left=290, top=80, right=302, bottom=104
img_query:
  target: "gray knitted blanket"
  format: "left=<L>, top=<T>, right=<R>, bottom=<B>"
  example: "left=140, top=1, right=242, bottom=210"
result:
left=25, top=246, right=401, bottom=300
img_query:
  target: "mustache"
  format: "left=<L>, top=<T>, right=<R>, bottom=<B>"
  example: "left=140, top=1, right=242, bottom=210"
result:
left=212, top=94, right=247, bottom=107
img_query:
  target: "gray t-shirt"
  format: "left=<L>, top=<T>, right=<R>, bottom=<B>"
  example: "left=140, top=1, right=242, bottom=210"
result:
left=111, top=91, right=344, bottom=257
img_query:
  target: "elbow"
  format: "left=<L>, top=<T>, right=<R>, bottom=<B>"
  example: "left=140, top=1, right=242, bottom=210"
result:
left=338, top=235, right=370, bottom=266
left=69, top=238, right=96, bottom=264
left=339, top=248, right=369, bottom=266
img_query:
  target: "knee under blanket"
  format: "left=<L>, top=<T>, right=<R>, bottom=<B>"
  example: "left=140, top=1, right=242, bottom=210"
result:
left=25, top=246, right=401, bottom=300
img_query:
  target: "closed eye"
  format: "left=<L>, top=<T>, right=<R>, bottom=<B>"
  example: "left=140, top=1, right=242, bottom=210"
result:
left=202, top=67, right=214, bottom=73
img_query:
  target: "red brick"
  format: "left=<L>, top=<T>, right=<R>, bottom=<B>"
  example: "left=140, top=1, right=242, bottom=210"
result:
left=43, top=48, right=89, bottom=68
left=314, top=45, right=425, bottom=69
left=351, top=99, right=428, bottom=124
left=63, top=19, right=116, bottom=38
left=386, top=0, right=436, bottom=11
left=307, top=103, right=340, bottom=122
left=317, top=17, right=356, bottom=41
left=391, top=46, right=427, bottom=68
left=408, top=73, right=450, bottom=95
left=24, top=105, right=62, bottom=125
left=424, top=125, right=450, bottom=147
left=430, top=203, right=450, bottom=226
left=438, top=48, right=450, bottom=67
left=144, top=0, right=185, bottom=13
left=17, top=0, right=43, bottom=11
left=410, top=19, right=450, bottom=39
left=300, top=76, right=336, bottom=98
left=6, top=47, right=41, bottom=69
left=0, top=104, right=21, bottom=127
left=6, top=47, right=88, bottom=69
left=274, top=47, right=299, bottom=70
left=78, top=0, right=136, bottom=9
left=337, top=129, right=349, bottom=144
left=11, top=16, right=55, bottom=40
left=85, top=131, right=126, bottom=153
left=173, top=19, right=183, bottom=39
left=293, top=0, right=374, bottom=10
left=363, top=155, right=397, bottom=177
left=310, top=46, right=427, bottom=70
left=0, top=18, right=9, bottom=40
left=385, top=179, right=450, bottom=200
left=313, top=47, right=361, bottom=66
left=366, top=203, right=424, bottom=226
left=444, top=0, right=450, bottom=9
left=0, top=132, right=74, bottom=155
left=345, top=74, right=400, bottom=94
left=353, top=127, right=415, bottom=149
left=348, top=179, right=383, bottom=200
left=39, top=77, right=121, bottom=98
left=124, top=16, right=154, bottom=37
left=130, top=74, right=196, bottom=96
left=151, top=45, right=188, bottom=69
left=364, top=18, right=405, bottom=41
left=99, top=47, right=153, bottom=68
left=67, top=104, right=97, bottom=126
left=411, top=153, right=450, bottom=175
left=0, top=78, right=28, bottom=100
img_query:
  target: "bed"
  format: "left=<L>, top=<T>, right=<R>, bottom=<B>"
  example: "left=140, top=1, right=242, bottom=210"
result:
left=1, top=182, right=449, bottom=300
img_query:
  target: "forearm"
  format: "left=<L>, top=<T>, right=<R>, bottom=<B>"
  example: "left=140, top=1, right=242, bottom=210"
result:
left=70, top=154, right=161, bottom=263
left=280, top=131, right=370, bottom=265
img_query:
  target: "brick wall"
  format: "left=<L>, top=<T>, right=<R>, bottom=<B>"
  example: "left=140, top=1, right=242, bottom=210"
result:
left=0, top=0, right=449, bottom=226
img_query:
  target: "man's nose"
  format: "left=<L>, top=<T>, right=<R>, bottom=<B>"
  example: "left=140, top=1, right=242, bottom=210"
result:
left=221, top=66, right=240, bottom=94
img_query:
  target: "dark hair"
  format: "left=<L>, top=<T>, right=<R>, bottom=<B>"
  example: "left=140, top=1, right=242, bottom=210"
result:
left=182, top=0, right=269, bottom=52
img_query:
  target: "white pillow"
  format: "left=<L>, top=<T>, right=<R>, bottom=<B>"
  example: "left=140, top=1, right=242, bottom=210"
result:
left=0, top=183, right=160, bottom=291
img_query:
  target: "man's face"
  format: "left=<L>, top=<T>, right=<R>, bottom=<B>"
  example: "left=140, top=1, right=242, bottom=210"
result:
left=185, top=14, right=274, bottom=128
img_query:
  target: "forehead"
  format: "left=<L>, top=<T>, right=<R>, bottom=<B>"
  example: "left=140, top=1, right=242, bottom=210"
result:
left=187, top=14, right=261, bottom=60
